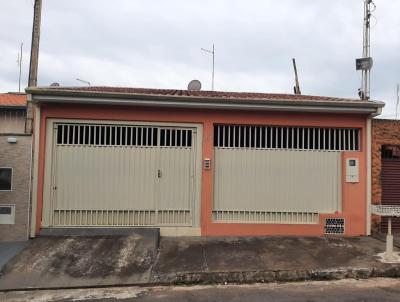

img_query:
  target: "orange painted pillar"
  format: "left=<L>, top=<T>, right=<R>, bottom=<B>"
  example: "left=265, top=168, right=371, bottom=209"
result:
left=200, top=121, right=214, bottom=235
left=35, top=112, right=47, bottom=235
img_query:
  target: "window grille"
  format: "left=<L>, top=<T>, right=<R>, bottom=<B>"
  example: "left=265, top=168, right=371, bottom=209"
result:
left=160, top=128, right=192, bottom=147
left=0, top=109, right=26, bottom=121
left=212, top=210, right=319, bottom=224
left=213, top=125, right=360, bottom=151
left=52, top=209, right=191, bottom=226
left=56, top=124, right=192, bottom=148
left=382, top=145, right=400, bottom=159
left=0, top=168, right=12, bottom=191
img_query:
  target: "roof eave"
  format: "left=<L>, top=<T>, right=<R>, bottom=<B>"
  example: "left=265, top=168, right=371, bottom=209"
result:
left=27, top=87, right=384, bottom=105
left=0, top=105, right=26, bottom=109
left=29, top=93, right=382, bottom=115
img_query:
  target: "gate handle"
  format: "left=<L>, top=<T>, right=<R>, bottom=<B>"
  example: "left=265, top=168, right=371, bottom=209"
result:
left=157, top=170, right=162, bottom=178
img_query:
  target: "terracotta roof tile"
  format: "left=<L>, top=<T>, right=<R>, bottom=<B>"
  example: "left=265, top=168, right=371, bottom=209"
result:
left=40, top=86, right=375, bottom=104
left=0, top=93, right=27, bottom=107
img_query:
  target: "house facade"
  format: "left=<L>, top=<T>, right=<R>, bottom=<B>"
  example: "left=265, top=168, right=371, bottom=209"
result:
left=0, top=93, right=31, bottom=241
left=27, top=86, right=383, bottom=237
left=372, top=119, right=400, bottom=233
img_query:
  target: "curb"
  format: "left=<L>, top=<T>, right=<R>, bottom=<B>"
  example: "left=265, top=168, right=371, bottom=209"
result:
left=1, top=266, right=400, bottom=292
left=151, top=266, right=400, bottom=285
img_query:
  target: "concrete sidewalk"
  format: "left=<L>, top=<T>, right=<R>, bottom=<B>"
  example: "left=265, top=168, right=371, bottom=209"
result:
left=0, top=234, right=158, bottom=290
left=0, top=242, right=30, bottom=271
left=1, top=236, right=400, bottom=290
left=152, top=236, right=400, bottom=284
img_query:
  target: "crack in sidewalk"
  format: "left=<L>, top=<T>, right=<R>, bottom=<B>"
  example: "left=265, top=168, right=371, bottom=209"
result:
left=201, top=241, right=209, bottom=272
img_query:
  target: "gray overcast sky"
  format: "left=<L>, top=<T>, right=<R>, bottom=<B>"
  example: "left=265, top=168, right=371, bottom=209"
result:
left=0, top=0, right=399, bottom=117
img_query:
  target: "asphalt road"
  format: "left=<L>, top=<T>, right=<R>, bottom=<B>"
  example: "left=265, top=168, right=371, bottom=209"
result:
left=2, top=278, right=400, bottom=302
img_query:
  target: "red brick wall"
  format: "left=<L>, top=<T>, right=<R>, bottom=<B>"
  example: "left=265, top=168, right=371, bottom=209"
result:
left=372, top=119, right=400, bottom=230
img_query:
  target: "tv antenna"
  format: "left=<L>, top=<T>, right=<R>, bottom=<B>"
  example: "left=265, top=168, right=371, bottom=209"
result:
left=356, top=0, right=376, bottom=100
left=201, top=43, right=215, bottom=91
left=188, top=79, right=202, bottom=91
left=17, top=43, right=23, bottom=93
left=292, top=58, right=301, bottom=95
left=76, top=78, right=91, bottom=86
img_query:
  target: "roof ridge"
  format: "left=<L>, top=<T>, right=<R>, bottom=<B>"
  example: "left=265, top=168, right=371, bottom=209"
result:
left=34, top=85, right=363, bottom=101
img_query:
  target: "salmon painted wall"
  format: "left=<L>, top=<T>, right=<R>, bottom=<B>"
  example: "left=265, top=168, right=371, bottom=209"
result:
left=35, top=103, right=368, bottom=236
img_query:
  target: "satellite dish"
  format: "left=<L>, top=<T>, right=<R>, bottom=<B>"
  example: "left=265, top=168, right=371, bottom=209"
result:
left=188, top=80, right=201, bottom=91
left=50, top=82, right=60, bottom=87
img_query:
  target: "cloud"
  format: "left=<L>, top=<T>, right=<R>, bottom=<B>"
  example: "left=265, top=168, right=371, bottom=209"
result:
left=0, top=0, right=399, bottom=117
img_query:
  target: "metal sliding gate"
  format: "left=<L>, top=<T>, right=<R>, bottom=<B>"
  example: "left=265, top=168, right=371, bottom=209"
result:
left=212, top=124, right=358, bottom=224
left=46, top=122, right=197, bottom=227
left=381, top=145, right=400, bottom=232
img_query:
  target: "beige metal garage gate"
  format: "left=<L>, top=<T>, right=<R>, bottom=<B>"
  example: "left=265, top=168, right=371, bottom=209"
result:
left=213, top=124, right=360, bottom=224
left=42, top=121, right=200, bottom=228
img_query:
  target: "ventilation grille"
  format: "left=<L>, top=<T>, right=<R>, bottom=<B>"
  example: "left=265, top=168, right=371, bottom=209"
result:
left=324, top=218, right=345, bottom=234
left=214, top=125, right=360, bottom=151
left=56, top=124, right=192, bottom=148
left=52, top=209, right=191, bottom=226
left=212, top=211, right=319, bottom=224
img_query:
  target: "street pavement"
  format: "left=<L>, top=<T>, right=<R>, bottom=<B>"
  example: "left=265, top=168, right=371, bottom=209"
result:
left=1, top=278, right=400, bottom=301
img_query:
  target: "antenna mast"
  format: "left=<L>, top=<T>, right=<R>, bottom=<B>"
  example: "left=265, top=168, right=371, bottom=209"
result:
left=76, top=78, right=91, bottom=86
left=201, top=44, right=215, bottom=91
left=396, top=84, right=399, bottom=120
left=17, top=43, right=23, bottom=93
left=292, top=58, right=301, bottom=95
left=356, top=0, right=375, bottom=100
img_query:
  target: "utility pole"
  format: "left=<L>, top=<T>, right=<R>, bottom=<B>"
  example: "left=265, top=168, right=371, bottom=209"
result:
left=201, top=44, right=215, bottom=91
left=356, top=0, right=375, bottom=100
left=17, top=43, right=23, bottom=93
left=28, top=0, right=42, bottom=87
left=26, top=0, right=42, bottom=134
left=292, top=58, right=301, bottom=95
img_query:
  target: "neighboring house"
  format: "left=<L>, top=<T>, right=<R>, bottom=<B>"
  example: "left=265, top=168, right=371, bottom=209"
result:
left=27, top=86, right=383, bottom=237
left=372, top=119, right=400, bottom=233
left=0, top=93, right=31, bottom=241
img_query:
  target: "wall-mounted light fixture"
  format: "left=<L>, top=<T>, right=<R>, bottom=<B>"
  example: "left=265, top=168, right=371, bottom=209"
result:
left=7, top=137, right=18, bottom=144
